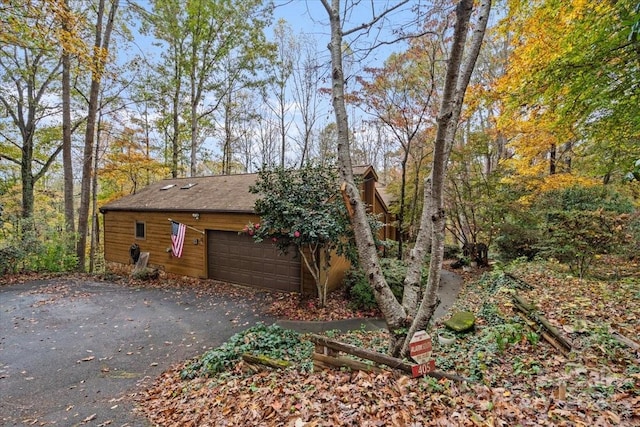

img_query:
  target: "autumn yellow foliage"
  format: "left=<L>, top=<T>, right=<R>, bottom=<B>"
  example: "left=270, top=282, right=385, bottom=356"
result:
left=495, top=0, right=637, bottom=189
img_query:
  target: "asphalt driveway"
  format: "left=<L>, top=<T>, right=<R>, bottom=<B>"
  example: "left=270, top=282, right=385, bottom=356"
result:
left=0, top=276, right=275, bottom=426
left=0, top=270, right=464, bottom=426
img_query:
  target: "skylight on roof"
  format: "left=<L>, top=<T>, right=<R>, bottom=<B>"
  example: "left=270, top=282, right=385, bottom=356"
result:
left=160, top=184, right=175, bottom=190
left=180, top=183, right=197, bottom=189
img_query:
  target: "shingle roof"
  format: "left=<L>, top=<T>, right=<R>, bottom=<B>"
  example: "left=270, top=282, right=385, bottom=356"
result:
left=352, top=165, right=377, bottom=181
left=100, top=166, right=385, bottom=214
left=100, top=174, right=259, bottom=213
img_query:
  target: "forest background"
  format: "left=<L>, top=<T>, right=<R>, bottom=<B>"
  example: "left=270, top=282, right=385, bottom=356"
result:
left=1, top=0, right=639, bottom=277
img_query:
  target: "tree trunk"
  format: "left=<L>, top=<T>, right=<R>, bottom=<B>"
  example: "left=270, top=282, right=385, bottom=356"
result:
left=89, top=112, right=103, bottom=273
left=401, top=0, right=491, bottom=356
left=549, top=143, right=557, bottom=175
left=20, top=133, right=35, bottom=221
left=77, top=0, right=119, bottom=271
left=61, top=0, right=75, bottom=236
left=190, top=51, right=198, bottom=177
left=321, top=0, right=490, bottom=358
left=280, top=94, right=286, bottom=169
left=401, top=173, right=432, bottom=317
left=171, top=44, right=182, bottom=178
left=223, top=91, right=233, bottom=175
left=321, top=0, right=408, bottom=335
left=397, top=152, right=409, bottom=259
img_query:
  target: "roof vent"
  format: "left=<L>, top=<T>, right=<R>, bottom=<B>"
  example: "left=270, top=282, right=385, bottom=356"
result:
left=160, top=184, right=175, bottom=190
left=180, top=183, right=197, bottom=189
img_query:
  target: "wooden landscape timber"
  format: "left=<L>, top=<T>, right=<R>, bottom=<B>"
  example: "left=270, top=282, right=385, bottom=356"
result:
left=241, top=353, right=292, bottom=370
left=309, top=335, right=469, bottom=383
left=313, top=353, right=385, bottom=374
left=512, top=294, right=572, bottom=356
left=608, top=328, right=640, bottom=352
left=504, top=273, right=533, bottom=290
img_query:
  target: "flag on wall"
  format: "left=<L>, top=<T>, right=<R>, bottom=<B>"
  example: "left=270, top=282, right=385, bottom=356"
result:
left=171, top=221, right=187, bottom=258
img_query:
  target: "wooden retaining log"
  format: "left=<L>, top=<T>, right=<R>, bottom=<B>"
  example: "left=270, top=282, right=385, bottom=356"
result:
left=309, top=334, right=469, bottom=382
left=512, top=294, right=572, bottom=356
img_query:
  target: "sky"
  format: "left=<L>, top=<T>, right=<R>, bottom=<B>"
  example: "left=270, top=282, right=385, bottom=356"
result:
left=270, top=0, right=416, bottom=69
left=125, top=0, right=418, bottom=73
left=117, top=1, right=427, bottom=167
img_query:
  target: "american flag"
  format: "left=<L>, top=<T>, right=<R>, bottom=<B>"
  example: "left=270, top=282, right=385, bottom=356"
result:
left=171, top=221, right=187, bottom=258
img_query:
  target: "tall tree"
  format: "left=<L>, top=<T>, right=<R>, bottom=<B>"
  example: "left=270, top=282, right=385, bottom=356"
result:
left=315, top=122, right=339, bottom=167
left=497, top=0, right=640, bottom=187
left=321, top=0, right=410, bottom=353
left=356, top=41, right=440, bottom=258
left=321, top=0, right=491, bottom=356
left=76, top=0, right=119, bottom=270
left=440, top=23, right=513, bottom=250
left=144, top=0, right=188, bottom=178
left=0, top=2, right=64, bottom=224
left=189, top=0, right=273, bottom=176
left=99, top=126, right=170, bottom=200
left=255, top=109, right=280, bottom=168
left=291, top=32, right=322, bottom=167
left=265, top=19, right=295, bottom=168
left=59, top=0, right=78, bottom=235
left=215, top=49, right=271, bottom=175
left=401, top=0, right=491, bottom=355
left=145, top=0, right=274, bottom=178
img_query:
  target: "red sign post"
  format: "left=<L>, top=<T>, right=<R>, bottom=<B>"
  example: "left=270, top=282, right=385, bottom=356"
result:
left=409, top=330, right=435, bottom=377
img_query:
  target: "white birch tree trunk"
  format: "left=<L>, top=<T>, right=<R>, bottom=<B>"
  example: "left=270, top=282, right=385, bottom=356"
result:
left=401, top=0, right=492, bottom=356
left=321, top=0, right=409, bottom=335
left=321, top=0, right=491, bottom=356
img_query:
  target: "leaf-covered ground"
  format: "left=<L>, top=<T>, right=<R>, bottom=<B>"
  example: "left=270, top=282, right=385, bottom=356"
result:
left=265, top=287, right=382, bottom=321
left=137, top=257, right=639, bottom=426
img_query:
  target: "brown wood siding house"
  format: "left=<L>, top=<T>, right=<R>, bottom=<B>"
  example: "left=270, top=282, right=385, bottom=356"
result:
left=100, top=166, right=396, bottom=295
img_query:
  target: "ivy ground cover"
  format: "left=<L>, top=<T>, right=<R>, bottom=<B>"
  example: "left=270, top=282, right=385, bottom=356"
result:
left=138, top=257, right=639, bottom=426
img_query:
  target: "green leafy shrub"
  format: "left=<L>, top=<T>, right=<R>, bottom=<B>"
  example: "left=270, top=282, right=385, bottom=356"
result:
left=444, top=244, right=461, bottom=259
left=249, top=164, right=353, bottom=307
left=494, top=223, right=540, bottom=262
left=537, top=210, right=629, bottom=277
left=344, top=258, right=428, bottom=311
left=489, top=323, right=525, bottom=353
left=181, top=323, right=313, bottom=379
left=0, top=245, right=25, bottom=274
left=0, top=216, right=77, bottom=273
left=534, top=185, right=634, bottom=278
left=380, top=258, right=410, bottom=292
left=379, top=239, right=399, bottom=258
left=343, top=267, right=377, bottom=311
left=538, top=185, right=634, bottom=213
left=31, top=237, right=77, bottom=272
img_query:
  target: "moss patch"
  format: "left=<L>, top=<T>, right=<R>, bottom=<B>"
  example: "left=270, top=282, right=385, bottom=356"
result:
left=444, top=311, right=476, bottom=332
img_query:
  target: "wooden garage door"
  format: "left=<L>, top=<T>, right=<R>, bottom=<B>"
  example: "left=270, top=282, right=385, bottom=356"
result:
left=207, top=230, right=300, bottom=292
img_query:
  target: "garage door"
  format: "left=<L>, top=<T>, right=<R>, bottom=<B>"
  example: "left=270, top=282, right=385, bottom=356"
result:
left=207, top=230, right=301, bottom=292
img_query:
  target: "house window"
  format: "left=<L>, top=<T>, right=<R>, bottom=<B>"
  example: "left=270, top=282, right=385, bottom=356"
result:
left=135, top=221, right=146, bottom=239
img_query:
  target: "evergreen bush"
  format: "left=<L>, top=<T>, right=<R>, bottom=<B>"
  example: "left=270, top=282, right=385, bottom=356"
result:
left=0, top=218, right=77, bottom=273
left=494, top=223, right=540, bottom=262
left=344, top=258, right=428, bottom=311
left=535, top=185, right=634, bottom=278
